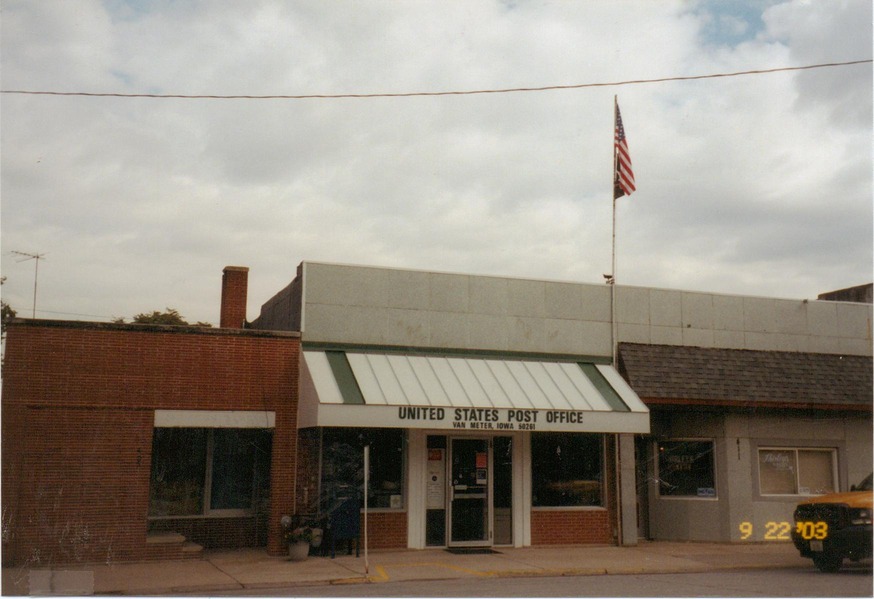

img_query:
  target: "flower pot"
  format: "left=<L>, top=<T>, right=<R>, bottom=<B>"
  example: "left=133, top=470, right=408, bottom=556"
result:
left=310, top=528, right=323, bottom=548
left=288, top=541, right=310, bottom=561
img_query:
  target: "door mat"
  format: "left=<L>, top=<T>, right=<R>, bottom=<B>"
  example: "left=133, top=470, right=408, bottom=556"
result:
left=444, top=548, right=501, bottom=555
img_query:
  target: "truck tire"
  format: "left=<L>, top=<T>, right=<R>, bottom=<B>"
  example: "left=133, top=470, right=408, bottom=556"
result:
left=812, top=554, right=842, bottom=573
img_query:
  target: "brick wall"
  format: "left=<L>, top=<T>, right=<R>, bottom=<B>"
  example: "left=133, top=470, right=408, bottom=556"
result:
left=530, top=509, right=612, bottom=545
left=1, top=320, right=300, bottom=566
left=363, top=512, right=407, bottom=549
left=14, top=407, right=153, bottom=565
left=149, top=516, right=268, bottom=549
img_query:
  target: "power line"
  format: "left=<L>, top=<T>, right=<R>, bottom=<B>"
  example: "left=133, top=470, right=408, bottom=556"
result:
left=1, top=59, right=869, bottom=101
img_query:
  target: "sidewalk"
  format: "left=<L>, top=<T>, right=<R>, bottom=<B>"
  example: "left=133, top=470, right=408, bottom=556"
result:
left=3, top=541, right=812, bottom=596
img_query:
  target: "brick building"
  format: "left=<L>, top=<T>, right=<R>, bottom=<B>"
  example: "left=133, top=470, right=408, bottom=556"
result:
left=2, top=267, right=300, bottom=567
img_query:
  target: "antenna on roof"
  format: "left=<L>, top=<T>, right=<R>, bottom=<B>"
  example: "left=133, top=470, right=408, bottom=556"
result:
left=11, top=251, right=45, bottom=318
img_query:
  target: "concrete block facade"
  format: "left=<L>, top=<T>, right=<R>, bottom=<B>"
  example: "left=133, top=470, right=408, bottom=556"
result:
left=616, top=286, right=871, bottom=355
left=285, top=262, right=872, bottom=358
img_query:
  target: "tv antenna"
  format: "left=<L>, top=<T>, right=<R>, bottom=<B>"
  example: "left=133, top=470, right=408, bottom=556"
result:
left=11, top=251, right=45, bottom=318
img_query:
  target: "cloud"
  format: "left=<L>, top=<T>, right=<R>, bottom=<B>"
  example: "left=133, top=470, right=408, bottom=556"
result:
left=1, top=0, right=870, bottom=325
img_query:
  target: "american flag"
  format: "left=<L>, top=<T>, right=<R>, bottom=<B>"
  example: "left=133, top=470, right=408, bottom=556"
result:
left=614, top=104, right=635, bottom=199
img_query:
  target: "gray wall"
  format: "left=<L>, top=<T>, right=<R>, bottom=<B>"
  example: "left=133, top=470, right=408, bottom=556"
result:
left=294, top=261, right=872, bottom=358
left=645, top=411, right=872, bottom=542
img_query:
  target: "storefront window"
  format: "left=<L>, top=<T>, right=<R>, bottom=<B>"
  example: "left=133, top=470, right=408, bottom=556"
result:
left=758, top=447, right=836, bottom=495
left=210, top=429, right=272, bottom=511
left=149, top=428, right=272, bottom=517
left=531, top=433, right=602, bottom=507
left=657, top=440, right=716, bottom=497
left=321, top=428, right=405, bottom=510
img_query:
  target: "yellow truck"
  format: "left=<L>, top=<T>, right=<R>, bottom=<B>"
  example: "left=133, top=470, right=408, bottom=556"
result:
left=792, top=473, right=872, bottom=572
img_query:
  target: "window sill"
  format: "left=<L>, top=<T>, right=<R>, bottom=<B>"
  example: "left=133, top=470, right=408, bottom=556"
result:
left=755, top=494, right=828, bottom=501
left=148, top=513, right=257, bottom=520
left=531, top=506, right=606, bottom=511
left=657, top=496, right=719, bottom=501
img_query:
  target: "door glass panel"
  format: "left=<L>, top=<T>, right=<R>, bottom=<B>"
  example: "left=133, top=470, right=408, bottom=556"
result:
left=450, top=438, right=489, bottom=544
left=426, top=435, right=447, bottom=547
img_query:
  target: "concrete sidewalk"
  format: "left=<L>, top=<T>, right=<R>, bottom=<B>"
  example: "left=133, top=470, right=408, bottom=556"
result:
left=2, top=541, right=813, bottom=596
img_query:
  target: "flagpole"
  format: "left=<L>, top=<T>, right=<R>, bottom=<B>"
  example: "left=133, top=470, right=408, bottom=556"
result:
left=611, top=95, right=618, bottom=368
left=611, top=94, right=623, bottom=547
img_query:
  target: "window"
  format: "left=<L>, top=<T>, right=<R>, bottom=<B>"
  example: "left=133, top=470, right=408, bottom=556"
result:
left=758, top=448, right=836, bottom=496
left=657, top=440, right=716, bottom=498
left=149, top=428, right=272, bottom=517
left=321, top=428, right=405, bottom=510
left=531, top=433, right=602, bottom=507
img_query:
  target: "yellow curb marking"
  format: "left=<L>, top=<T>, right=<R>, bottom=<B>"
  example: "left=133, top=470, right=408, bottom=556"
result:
left=367, top=562, right=498, bottom=583
left=331, top=576, right=371, bottom=585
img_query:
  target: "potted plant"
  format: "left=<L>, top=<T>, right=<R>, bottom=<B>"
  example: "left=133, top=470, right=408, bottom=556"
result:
left=285, top=526, right=313, bottom=561
left=281, top=516, right=319, bottom=561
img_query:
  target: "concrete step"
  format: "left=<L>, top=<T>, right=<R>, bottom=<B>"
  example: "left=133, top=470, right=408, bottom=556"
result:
left=146, top=531, right=186, bottom=545
left=146, top=531, right=203, bottom=561
left=181, top=541, right=204, bottom=559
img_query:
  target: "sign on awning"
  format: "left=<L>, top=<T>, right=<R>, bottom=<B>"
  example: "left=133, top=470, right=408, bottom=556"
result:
left=299, top=351, right=649, bottom=434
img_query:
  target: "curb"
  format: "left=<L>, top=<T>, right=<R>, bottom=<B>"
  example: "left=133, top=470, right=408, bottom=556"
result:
left=2, top=545, right=816, bottom=595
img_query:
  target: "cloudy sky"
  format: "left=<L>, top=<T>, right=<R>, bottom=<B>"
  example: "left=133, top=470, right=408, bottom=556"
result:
left=2, top=0, right=871, bottom=326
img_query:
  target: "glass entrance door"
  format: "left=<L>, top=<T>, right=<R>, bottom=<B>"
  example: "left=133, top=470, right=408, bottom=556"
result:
left=449, top=438, right=491, bottom=546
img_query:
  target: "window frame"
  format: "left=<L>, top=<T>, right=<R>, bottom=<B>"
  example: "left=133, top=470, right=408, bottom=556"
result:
left=148, top=427, right=272, bottom=519
left=655, top=438, right=718, bottom=500
left=756, top=446, right=838, bottom=497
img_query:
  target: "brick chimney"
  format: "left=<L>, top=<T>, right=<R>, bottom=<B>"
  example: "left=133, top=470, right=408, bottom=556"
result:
left=220, top=266, right=249, bottom=328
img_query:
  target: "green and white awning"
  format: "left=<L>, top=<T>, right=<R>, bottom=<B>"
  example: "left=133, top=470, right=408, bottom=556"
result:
left=300, top=351, right=649, bottom=433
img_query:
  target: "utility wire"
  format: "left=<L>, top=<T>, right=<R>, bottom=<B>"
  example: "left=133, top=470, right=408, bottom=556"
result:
left=1, top=59, right=869, bottom=101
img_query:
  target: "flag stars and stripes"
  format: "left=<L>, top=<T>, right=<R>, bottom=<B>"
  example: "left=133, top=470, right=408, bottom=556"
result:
left=614, top=104, right=635, bottom=199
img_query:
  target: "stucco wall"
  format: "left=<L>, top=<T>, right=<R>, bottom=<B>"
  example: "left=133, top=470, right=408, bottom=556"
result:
left=645, top=410, right=872, bottom=543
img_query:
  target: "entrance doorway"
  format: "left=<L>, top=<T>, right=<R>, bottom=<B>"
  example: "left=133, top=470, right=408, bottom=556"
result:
left=449, top=437, right=491, bottom=546
left=425, top=435, right=513, bottom=548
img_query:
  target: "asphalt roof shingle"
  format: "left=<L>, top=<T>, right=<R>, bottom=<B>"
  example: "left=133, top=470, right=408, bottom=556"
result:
left=618, top=343, right=873, bottom=409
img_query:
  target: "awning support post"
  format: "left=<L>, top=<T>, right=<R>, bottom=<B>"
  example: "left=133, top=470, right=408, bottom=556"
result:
left=363, top=444, right=369, bottom=576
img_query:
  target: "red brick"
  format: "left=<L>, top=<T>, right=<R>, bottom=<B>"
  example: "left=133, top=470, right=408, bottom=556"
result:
left=1, top=320, right=300, bottom=566
left=530, top=510, right=612, bottom=545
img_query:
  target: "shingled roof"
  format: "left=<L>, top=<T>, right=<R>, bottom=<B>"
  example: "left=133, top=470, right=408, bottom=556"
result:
left=618, top=343, right=872, bottom=410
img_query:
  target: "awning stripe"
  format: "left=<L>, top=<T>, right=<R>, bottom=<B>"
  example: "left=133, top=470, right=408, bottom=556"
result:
left=325, top=351, right=364, bottom=405
left=299, top=350, right=649, bottom=433
left=579, top=363, right=629, bottom=412
left=558, top=362, right=610, bottom=411
left=595, top=363, right=650, bottom=413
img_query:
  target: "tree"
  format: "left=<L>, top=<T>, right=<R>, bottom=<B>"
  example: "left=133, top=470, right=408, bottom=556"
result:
left=112, top=307, right=212, bottom=327
left=1, top=276, right=17, bottom=340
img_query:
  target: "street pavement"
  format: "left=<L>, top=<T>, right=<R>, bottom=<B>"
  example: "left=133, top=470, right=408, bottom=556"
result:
left=2, top=541, right=825, bottom=596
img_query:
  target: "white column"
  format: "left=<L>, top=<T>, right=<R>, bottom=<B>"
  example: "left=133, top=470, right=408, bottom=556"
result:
left=619, top=433, right=638, bottom=546
left=406, top=429, right=426, bottom=549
